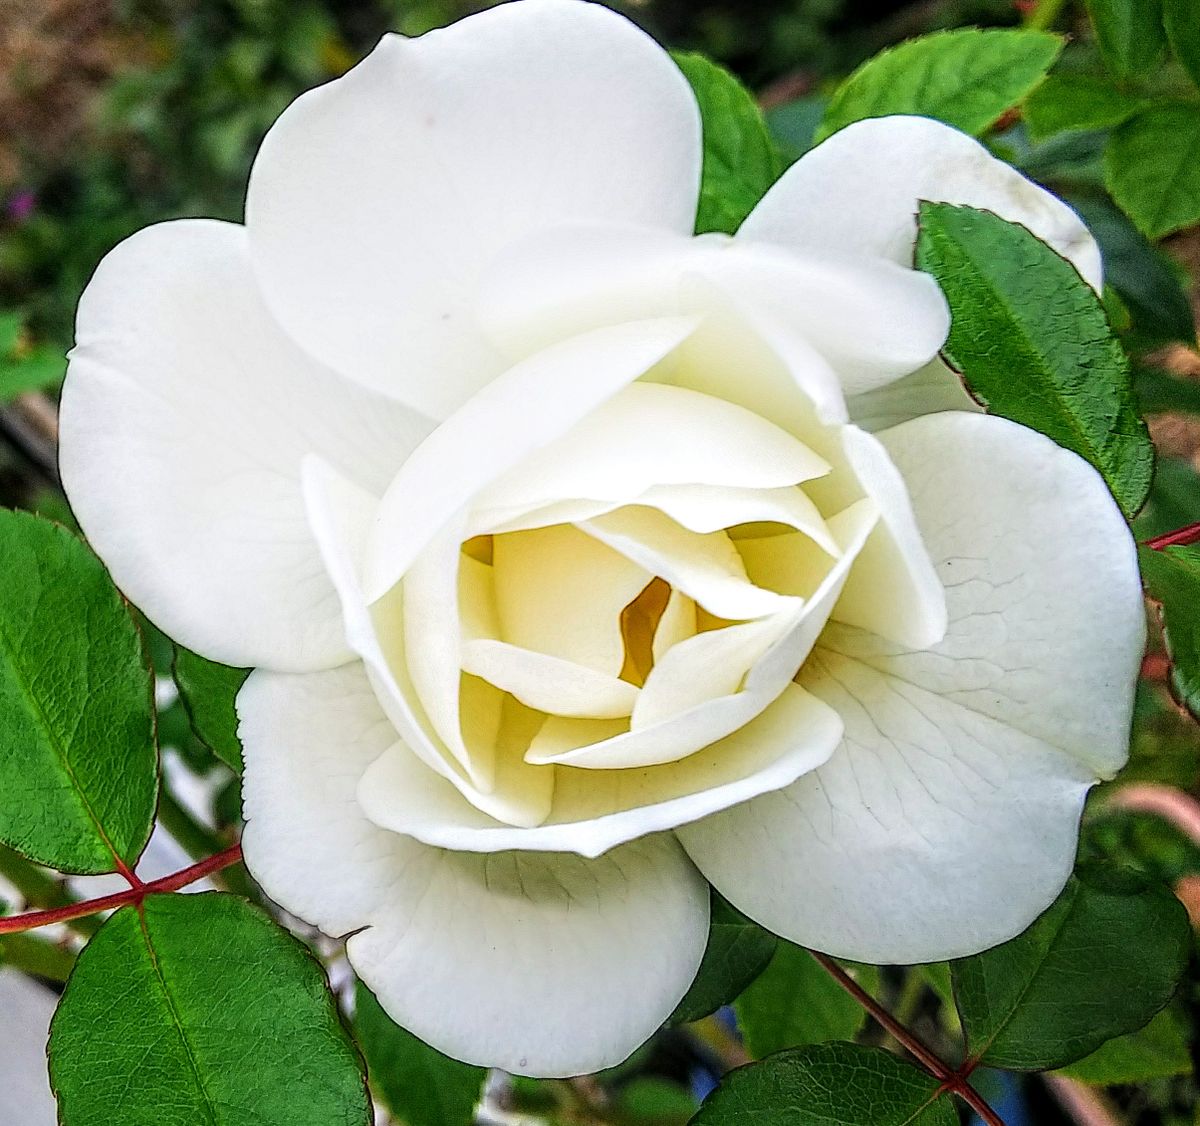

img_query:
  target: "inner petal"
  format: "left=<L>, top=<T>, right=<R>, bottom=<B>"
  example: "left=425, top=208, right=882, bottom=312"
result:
left=492, top=522, right=651, bottom=676
left=462, top=639, right=639, bottom=719
left=474, top=381, right=831, bottom=519
left=579, top=506, right=792, bottom=621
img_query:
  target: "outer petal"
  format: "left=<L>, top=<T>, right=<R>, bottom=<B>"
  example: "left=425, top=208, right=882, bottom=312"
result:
left=678, top=412, right=1144, bottom=962
left=246, top=0, right=701, bottom=416
left=479, top=223, right=950, bottom=399
left=740, top=115, right=1103, bottom=290
left=59, top=220, right=431, bottom=671
left=239, top=662, right=709, bottom=1077
left=358, top=680, right=843, bottom=858
left=846, top=359, right=982, bottom=433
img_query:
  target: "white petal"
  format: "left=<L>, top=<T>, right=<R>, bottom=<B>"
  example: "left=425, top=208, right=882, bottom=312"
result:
left=402, top=523, right=485, bottom=785
left=521, top=498, right=876, bottom=771
left=741, top=115, right=1102, bottom=290
left=482, top=224, right=853, bottom=430
left=492, top=523, right=651, bottom=676
left=481, top=223, right=950, bottom=398
left=631, top=618, right=782, bottom=729
left=305, top=458, right=555, bottom=827
left=692, top=243, right=951, bottom=397
left=678, top=411, right=1144, bottom=963
left=59, top=220, right=430, bottom=671
left=635, top=484, right=839, bottom=555
left=365, top=317, right=698, bottom=602
left=475, top=381, right=830, bottom=521
left=654, top=589, right=697, bottom=659
left=479, top=222, right=706, bottom=359
left=579, top=506, right=795, bottom=621
left=461, top=639, right=640, bottom=718
left=668, top=271, right=849, bottom=427
left=826, top=426, right=948, bottom=649
left=239, top=662, right=708, bottom=1076
left=246, top=0, right=701, bottom=415
left=359, top=680, right=843, bottom=857
left=846, top=358, right=983, bottom=433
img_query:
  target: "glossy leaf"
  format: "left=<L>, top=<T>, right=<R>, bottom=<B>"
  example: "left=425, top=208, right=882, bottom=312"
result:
left=1165, top=0, right=1200, bottom=88
left=1086, top=0, right=1167, bottom=78
left=1023, top=74, right=1147, bottom=140
left=173, top=646, right=250, bottom=773
left=355, top=980, right=484, bottom=1126
left=49, top=893, right=371, bottom=1126
left=671, top=895, right=776, bottom=1024
left=0, top=509, right=157, bottom=874
left=673, top=51, right=781, bottom=234
left=1056, top=1008, right=1192, bottom=1085
left=916, top=202, right=1153, bottom=517
left=952, top=867, right=1190, bottom=1070
left=690, top=1042, right=956, bottom=1126
left=1140, top=544, right=1200, bottom=719
left=735, top=943, right=875, bottom=1057
left=1107, top=104, right=1200, bottom=239
left=816, top=28, right=1062, bottom=144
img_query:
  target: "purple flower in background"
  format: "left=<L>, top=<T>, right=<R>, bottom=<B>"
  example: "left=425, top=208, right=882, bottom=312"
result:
left=6, top=191, right=36, bottom=224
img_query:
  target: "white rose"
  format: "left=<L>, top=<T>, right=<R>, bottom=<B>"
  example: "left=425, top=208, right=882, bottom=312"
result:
left=60, top=0, right=1144, bottom=1078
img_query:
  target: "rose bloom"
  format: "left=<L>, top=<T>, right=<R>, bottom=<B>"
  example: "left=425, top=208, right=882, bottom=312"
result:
left=60, top=0, right=1143, bottom=1077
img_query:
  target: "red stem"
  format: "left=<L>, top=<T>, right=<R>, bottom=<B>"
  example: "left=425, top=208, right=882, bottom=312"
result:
left=810, top=951, right=1005, bottom=1126
left=0, top=844, right=243, bottom=935
left=1144, top=522, right=1200, bottom=550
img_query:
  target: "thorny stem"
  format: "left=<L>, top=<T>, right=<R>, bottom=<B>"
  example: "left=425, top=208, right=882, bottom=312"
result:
left=1145, top=522, right=1200, bottom=551
left=0, top=844, right=243, bottom=935
left=810, top=952, right=1005, bottom=1126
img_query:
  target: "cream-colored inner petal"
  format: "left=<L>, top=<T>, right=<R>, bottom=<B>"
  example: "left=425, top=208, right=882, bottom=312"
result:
left=357, top=376, right=939, bottom=838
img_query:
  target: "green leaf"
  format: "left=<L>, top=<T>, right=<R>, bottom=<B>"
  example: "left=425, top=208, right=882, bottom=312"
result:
left=1107, top=104, right=1200, bottom=239
left=671, top=895, right=777, bottom=1024
left=816, top=28, right=1062, bottom=144
left=355, top=980, right=484, bottom=1126
left=0, top=510, right=157, bottom=874
left=1165, top=0, right=1200, bottom=88
left=1023, top=74, right=1148, bottom=140
left=49, top=893, right=371, bottom=1126
left=1056, top=1007, right=1192, bottom=1084
left=951, top=867, right=1190, bottom=1070
left=690, top=1042, right=956, bottom=1126
left=916, top=202, right=1153, bottom=518
left=673, top=52, right=781, bottom=234
left=1140, top=543, right=1200, bottom=718
left=1071, top=196, right=1195, bottom=346
left=1086, top=0, right=1167, bottom=79
left=734, top=943, right=875, bottom=1057
left=173, top=647, right=249, bottom=773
